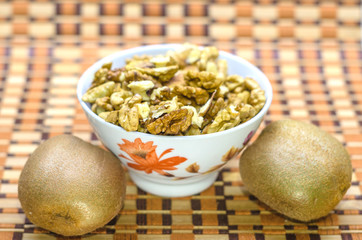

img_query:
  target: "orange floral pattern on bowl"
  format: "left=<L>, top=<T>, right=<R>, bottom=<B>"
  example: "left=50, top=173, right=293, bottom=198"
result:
left=118, top=138, right=187, bottom=177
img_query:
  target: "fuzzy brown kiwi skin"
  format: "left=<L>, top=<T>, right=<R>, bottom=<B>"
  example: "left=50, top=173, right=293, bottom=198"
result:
left=239, top=119, right=352, bottom=222
left=18, top=135, right=126, bottom=236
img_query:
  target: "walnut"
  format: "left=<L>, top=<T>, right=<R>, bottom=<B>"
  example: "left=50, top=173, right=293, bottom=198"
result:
left=165, top=71, right=186, bottom=88
left=224, top=75, right=245, bottom=92
left=133, top=65, right=179, bottom=82
left=126, top=94, right=143, bottom=108
left=151, top=96, right=180, bottom=119
left=105, top=110, right=119, bottom=124
left=186, top=162, right=200, bottom=173
left=198, top=46, right=219, bottom=71
left=120, top=70, right=154, bottom=83
left=206, top=59, right=227, bottom=83
left=150, top=86, right=172, bottom=104
left=90, top=66, right=109, bottom=87
left=95, top=97, right=113, bottom=111
left=245, top=77, right=260, bottom=90
left=248, top=89, right=266, bottom=112
left=186, top=47, right=201, bottom=65
left=125, top=55, right=153, bottom=68
left=217, top=59, right=228, bottom=80
left=137, top=124, right=148, bottom=133
left=206, top=97, right=226, bottom=118
left=135, top=102, right=150, bottom=121
left=98, top=111, right=110, bottom=120
left=91, top=103, right=106, bottom=115
left=127, top=80, right=154, bottom=101
left=118, top=105, right=139, bottom=131
left=215, top=85, right=229, bottom=99
left=88, top=63, right=123, bottom=88
left=101, top=62, right=112, bottom=70
left=185, top=125, right=202, bottom=136
left=116, top=94, right=143, bottom=131
left=82, top=81, right=115, bottom=103
left=107, top=68, right=123, bottom=82
left=113, top=82, right=122, bottom=92
left=198, top=91, right=216, bottom=117
left=82, top=43, right=266, bottom=135
left=150, top=55, right=177, bottom=68
left=173, top=85, right=209, bottom=106
left=168, top=43, right=197, bottom=68
left=203, top=105, right=241, bottom=134
left=185, top=71, right=222, bottom=92
left=181, top=106, right=203, bottom=128
left=227, top=91, right=250, bottom=106
left=110, top=89, right=133, bottom=109
left=147, top=109, right=192, bottom=135
left=237, top=103, right=257, bottom=122
left=206, top=61, right=218, bottom=74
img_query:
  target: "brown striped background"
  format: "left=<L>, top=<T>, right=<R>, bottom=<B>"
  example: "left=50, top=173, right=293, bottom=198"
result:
left=0, top=0, right=361, bottom=239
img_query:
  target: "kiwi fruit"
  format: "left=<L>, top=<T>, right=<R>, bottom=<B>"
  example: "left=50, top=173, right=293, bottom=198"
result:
left=18, top=135, right=126, bottom=236
left=239, top=119, right=352, bottom=222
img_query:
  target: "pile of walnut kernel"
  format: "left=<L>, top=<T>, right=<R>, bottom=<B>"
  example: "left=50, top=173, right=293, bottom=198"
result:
left=82, top=43, right=266, bottom=136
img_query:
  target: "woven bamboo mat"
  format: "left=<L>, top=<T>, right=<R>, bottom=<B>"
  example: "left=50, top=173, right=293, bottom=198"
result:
left=0, top=1, right=361, bottom=239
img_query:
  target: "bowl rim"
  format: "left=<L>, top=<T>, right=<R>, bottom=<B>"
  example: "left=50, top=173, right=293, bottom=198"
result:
left=77, top=43, right=273, bottom=140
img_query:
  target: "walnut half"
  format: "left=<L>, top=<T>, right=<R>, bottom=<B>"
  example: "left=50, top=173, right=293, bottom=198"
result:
left=146, top=109, right=192, bottom=135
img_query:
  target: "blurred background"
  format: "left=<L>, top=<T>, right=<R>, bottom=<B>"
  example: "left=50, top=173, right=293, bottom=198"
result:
left=0, top=0, right=360, bottom=131
left=0, top=1, right=361, bottom=239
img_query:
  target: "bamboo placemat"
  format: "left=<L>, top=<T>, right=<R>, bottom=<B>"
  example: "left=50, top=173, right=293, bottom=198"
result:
left=0, top=1, right=361, bottom=239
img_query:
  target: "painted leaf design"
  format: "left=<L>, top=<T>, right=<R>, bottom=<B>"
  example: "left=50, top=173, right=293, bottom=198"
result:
left=158, top=156, right=187, bottom=169
left=222, top=146, right=243, bottom=162
left=243, top=130, right=255, bottom=145
left=203, top=163, right=227, bottom=175
left=186, top=163, right=200, bottom=173
left=118, top=138, right=187, bottom=176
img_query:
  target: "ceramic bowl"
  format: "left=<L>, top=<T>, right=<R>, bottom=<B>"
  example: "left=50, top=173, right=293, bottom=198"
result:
left=77, top=44, right=272, bottom=197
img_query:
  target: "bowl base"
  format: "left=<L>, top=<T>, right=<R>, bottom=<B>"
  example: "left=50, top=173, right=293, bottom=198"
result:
left=129, top=171, right=219, bottom=198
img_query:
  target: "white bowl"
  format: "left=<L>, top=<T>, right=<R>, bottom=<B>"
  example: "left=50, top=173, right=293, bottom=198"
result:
left=77, top=44, right=272, bottom=198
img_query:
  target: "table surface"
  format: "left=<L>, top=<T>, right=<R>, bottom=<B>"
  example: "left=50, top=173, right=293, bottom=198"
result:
left=0, top=1, right=361, bottom=239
